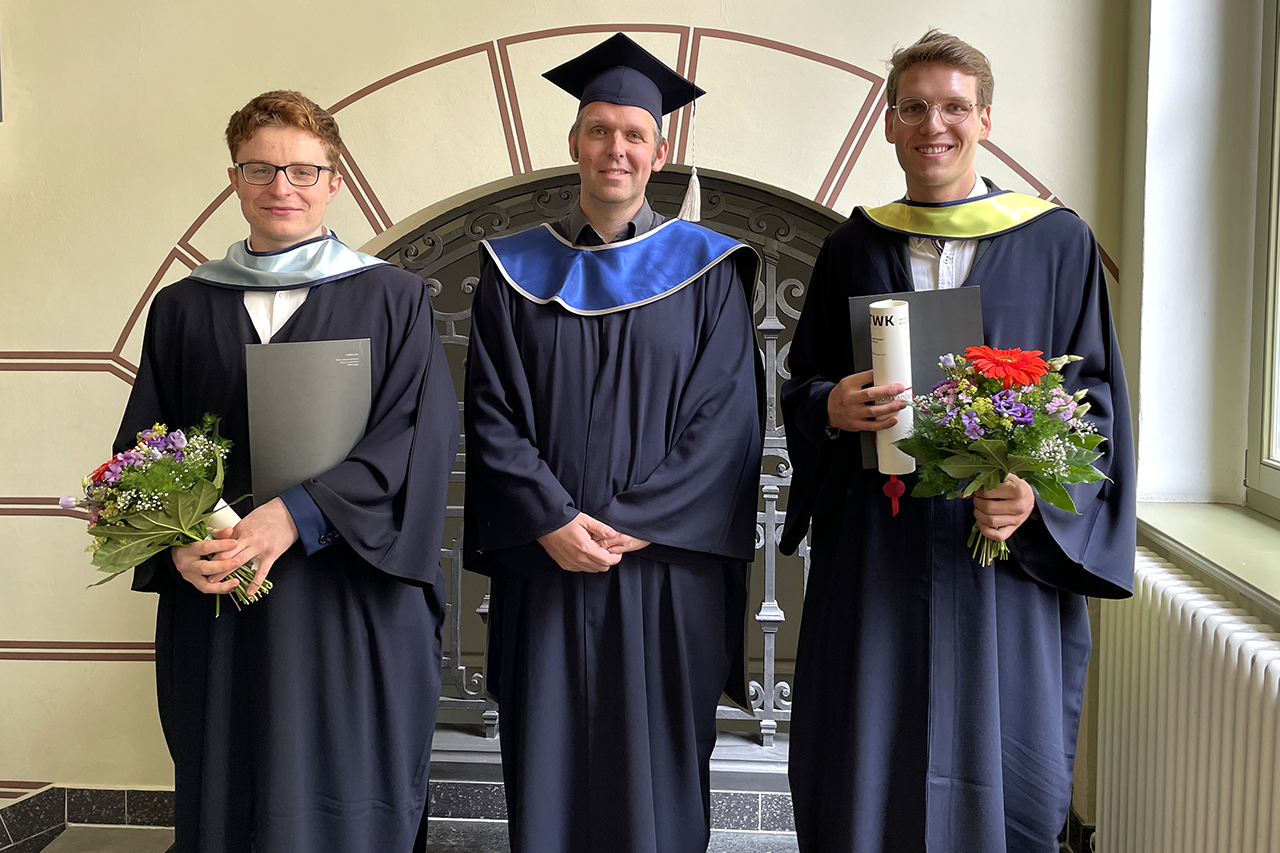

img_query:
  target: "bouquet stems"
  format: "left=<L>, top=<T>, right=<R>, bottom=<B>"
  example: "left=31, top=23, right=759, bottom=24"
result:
left=966, top=522, right=1011, bottom=567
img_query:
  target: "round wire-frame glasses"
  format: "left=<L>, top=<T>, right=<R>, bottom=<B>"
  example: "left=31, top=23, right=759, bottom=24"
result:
left=890, top=98, right=982, bottom=126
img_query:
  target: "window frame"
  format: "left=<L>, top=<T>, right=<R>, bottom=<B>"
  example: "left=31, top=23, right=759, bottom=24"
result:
left=1249, top=0, right=1280, bottom=521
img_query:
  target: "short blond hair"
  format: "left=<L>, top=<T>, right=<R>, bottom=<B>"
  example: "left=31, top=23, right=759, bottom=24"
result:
left=225, top=90, right=342, bottom=169
left=886, top=29, right=994, bottom=108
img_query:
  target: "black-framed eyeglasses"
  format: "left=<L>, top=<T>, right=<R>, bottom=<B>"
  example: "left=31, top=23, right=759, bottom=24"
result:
left=889, top=98, right=982, bottom=126
left=234, top=161, right=335, bottom=187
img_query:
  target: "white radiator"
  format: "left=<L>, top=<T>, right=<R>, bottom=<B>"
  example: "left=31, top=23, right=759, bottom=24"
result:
left=1097, top=547, right=1280, bottom=853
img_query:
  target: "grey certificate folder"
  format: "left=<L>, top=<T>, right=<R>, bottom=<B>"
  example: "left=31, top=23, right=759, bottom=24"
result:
left=848, top=288, right=984, bottom=468
left=245, top=338, right=371, bottom=503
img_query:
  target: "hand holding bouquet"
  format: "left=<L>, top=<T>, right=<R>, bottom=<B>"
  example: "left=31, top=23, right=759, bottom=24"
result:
left=894, top=346, right=1108, bottom=566
left=63, top=415, right=271, bottom=613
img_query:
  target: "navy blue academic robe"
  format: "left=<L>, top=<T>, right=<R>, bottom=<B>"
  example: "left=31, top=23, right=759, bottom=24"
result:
left=464, top=212, right=762, bottom=853
left=117, top=264, right=457, bottom=853
left=780, top=204, right=1135, bottom=853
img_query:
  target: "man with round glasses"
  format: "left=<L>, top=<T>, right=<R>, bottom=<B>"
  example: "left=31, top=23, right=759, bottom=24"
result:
left=114, top=90, right=457, bottom=852
left=781, top=30, right=1135, bottom=852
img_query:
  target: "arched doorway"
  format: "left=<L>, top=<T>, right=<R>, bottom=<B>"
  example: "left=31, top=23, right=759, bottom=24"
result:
left=374, top=165, right=842, bottom=745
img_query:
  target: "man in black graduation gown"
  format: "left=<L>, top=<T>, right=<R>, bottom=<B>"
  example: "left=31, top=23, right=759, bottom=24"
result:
left=115, top=90, right=457, bottom=853
left=780, top=31, right=1136, bottom=853
left=463, top=34, right=763, bottom=853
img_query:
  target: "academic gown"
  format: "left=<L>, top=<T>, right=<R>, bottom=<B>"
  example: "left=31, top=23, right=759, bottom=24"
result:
left=117, top=264, right=457, bottom=853
left=780, top=203, right=1135, bottom=853
left=463, top=209, right=763, bottom=853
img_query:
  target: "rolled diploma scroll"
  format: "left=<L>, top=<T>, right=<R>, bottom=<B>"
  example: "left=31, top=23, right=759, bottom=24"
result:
left=869, top=299, right=916, bottom=475
left=206, top=499, right=261, bottom=573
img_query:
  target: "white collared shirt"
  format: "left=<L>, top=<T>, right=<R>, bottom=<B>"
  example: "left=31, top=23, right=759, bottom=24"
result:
left=907, top=173, right=986, bottom=291
left=241, top=232, right=324, bottom=343
left=243, top=288, right=308, bottom=344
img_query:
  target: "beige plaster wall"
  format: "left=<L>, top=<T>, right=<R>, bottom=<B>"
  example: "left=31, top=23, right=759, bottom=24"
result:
left=0, top=0, right=1128, bottom=803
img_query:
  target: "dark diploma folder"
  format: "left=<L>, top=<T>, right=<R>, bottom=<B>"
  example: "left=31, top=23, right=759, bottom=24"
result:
left=244, top=338, right=372, bottom=503
left=848, top=288, right=984, bottom=468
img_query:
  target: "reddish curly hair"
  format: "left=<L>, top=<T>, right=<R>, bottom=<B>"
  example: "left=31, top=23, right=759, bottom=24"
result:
left=225, top=90, right=342, bottom=169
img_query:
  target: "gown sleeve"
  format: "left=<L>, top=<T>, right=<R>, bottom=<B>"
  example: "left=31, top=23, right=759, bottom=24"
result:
left=114, top=290, right=180, bottom=593
left=593, top=259, right=763, bottom=562
left=779, top=226, right=863, bottom=555
left=463, top=256, right=580, bottom=574
left=299, top=276, right=459, bottom=586
left=1007, top=220, right=1135, bottom=599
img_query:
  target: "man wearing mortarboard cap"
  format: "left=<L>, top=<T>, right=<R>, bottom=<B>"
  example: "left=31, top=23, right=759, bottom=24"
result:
left=463, top=33, right=765, bottom=853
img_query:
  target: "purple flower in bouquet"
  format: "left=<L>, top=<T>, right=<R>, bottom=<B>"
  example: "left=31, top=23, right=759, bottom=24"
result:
left=940, top=353, right=956, bottom=369
left=961, top=411, right=985, bottom=439
left=992, top=389, right=1035, bottom=425
left=59, top=495, right=77, bottom=509
left=168, top=430, right=187, bottom=450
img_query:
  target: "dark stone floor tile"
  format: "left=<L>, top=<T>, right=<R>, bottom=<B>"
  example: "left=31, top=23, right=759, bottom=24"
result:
left=1, top=810, right=13, bottom=846
left=759, top=793, right=795, bottom=832
left=1, top=789, right=64, bottom=843
left=708, top=830, right=799, bottom=852
left=7, top=824, right=65, bottom=853
left=428, top=781, right=507, bottom=820
left=125, top=791, right=174, bottom=828
left=711, top=791, right=759, bottom=830
left=66, top=789, right=126, bottom=826
left=424, top=818, right=511, bottom=852
left=34, top=826, right=173, bottom=852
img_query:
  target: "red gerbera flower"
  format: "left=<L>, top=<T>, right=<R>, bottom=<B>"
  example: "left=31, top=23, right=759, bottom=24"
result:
left=963, top=345, right=1049, bottom=389
left=89, top=460, right=113, bottom=483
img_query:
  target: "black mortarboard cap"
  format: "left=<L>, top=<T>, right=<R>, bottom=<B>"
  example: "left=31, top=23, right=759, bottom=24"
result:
left=543, top=33, right=704, bottom=126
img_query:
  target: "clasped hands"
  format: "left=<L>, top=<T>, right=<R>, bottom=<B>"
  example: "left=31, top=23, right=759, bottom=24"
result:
left=538, top=512, right=650, bottom=573
left=169, top=497, right=299, bottom=598
left=828, top=369, right=1035, bottom=542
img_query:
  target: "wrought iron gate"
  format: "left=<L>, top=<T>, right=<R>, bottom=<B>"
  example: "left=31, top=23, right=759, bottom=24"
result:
left=376, top=165, right=841, bottom=746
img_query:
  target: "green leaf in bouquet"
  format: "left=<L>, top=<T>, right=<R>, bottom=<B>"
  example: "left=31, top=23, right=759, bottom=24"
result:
left=191, top=478, right=221, bottom=517
left=1061, top=464, right=1108, bottom=485
left=1024, top=473, right=1080, bottom=514
left=1007, top=454, right=1046, bottom=475
left=168, top=488, right=207, bottom=535
left=212, top=451, right=225, bottom=492
left=970, top=439, right=1012, bottom=471
left=1063, top=447, right=1104, bottom=468
left=90, top=533, right=174, bottom=574
left=1070, top=433, right=1106, bottom=451
left=87, top=569, right=131, bottom=588
left=940, top=452, right=1000, bottom=481
left=910, top=478, right=949, bottom=498
left=90, top=513, right=171, bottom=539
left=894, top=434, right=949, bottom=466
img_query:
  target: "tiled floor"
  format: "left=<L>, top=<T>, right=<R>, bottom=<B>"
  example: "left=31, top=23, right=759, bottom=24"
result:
left=42, top=827, right=172, bottom=853
left=32, top=824, right=796, bottom=853
left=17, top=824, right=1084, bottom=852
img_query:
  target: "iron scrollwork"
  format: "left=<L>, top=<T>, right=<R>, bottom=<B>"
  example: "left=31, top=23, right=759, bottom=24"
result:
left=378, top=166, right=837, bottom=745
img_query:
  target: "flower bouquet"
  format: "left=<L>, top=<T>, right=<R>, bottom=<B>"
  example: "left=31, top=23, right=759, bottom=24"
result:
left=894, top=346, right=1109, bottom=566
left=63, top=414, right=270, bottom=614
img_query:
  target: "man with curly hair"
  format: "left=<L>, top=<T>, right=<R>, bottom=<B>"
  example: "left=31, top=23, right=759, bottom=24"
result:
left=116, top=90, right=457, bottom=853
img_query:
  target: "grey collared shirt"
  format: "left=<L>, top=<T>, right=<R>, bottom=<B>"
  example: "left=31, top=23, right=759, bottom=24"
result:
left=562, top=199, right=665, bottom=246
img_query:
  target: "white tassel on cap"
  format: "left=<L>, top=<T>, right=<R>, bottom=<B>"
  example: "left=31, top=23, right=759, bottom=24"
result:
left=677, top=100, right=701, bottom=222
left=678, top=165, right=701, bottom=222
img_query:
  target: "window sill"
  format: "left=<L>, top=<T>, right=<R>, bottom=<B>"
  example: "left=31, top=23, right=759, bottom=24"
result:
left=1137, top=501, right=1280, bottom=626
